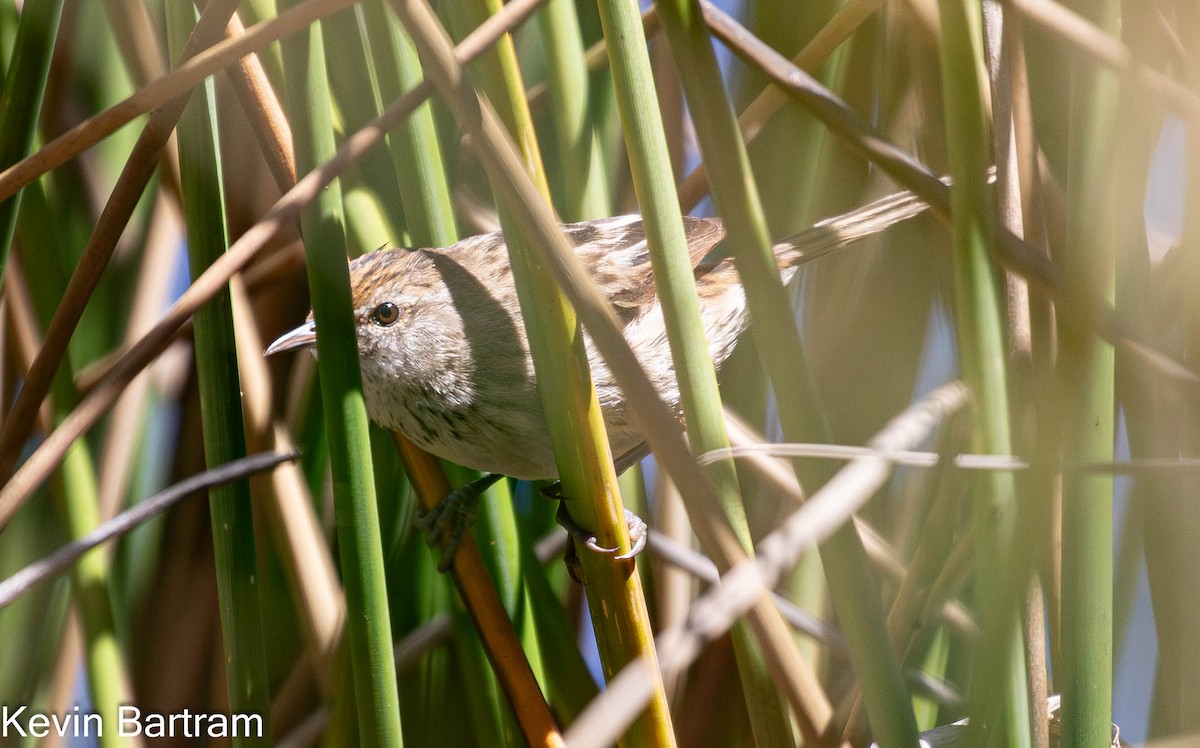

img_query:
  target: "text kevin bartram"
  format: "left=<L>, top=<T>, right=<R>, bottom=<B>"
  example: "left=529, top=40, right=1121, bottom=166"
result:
left=1, top=704, right=264, bottom=739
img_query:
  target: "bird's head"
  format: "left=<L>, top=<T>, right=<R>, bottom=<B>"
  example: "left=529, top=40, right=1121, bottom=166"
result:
left=265, top=248, right=454, bottom=389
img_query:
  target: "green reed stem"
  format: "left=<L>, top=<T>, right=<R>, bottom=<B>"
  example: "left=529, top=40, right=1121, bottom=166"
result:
left=277, top=2, right=403, bottom=743
left=656, top=0, right=919, bottom=745
left=595, top=0, right=794, bottom=741
left=166, top=3, right=273, bottom=742
left=934, top=2, right=1030, bottom=746
left=0, top=0, right=63, bottom=286
left=359, top=0, right=542, bottom=728
left=56, top=442, right=131, bottom=748
left=17, top=202, right=131, bottom=748
left=535, top=0, right=609, bottom=220
left=359, top=0, right=459, bottom=247
left=322, top=5, right=409, bottom=243
left=1057, top=0, right=1118, bottom=743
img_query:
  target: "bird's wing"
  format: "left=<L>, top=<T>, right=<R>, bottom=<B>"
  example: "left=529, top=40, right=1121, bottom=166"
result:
left=566, top=215, right=726, bottom=325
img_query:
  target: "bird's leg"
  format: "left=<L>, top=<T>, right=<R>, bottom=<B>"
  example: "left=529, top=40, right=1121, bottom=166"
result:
left=418, top=472, right=503, bottom=571
left=541, top=482, right=648, bottom=582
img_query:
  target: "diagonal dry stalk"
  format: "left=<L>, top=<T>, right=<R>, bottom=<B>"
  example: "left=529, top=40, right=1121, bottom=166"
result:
left=677, top=0, right=888, bottom=210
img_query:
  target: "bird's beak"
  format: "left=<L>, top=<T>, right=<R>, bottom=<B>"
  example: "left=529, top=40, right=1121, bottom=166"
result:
left=265, top=320, right=317, bottom=356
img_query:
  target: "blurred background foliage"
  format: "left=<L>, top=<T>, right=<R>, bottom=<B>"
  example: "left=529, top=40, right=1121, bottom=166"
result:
left=0, top=0, right=1195, bottom=745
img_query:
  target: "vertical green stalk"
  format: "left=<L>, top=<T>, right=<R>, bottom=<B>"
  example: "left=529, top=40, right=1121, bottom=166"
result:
left=734, top=0, right=855, bottom=678
left=165, top=2, right=272, bottom=742
left=359, top=0, right=459, bottom=247
left=447, top=0, right=674, bottom=734
left=656, top=0, right=918, bottom=745
left=496, top=144, right=672, bottom=748
left=935, top=3, right=1030, bottom=746
left=1058, top=0, right=1118, bottom=744
left=355, top=2, right=557, bottom=738
left=535, top=0, right=609, bottom=220
left=594, top=0, right=793, bottom=742
left=0, top=9, right=66, bottom=703
left=276, top=2, right=403, bottom=743
left=0, top=0, right=64, bottom=289
left=321, top=5, right=409, bottom=242
left=57, top=443, right=131, bottom=748
left=746, top=0, right=858, bottom=227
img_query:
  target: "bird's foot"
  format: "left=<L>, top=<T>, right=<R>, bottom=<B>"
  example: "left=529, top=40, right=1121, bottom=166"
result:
left=554, top=502, right=648, bottom=558
left=543, top=484, right=647, bottom=583
left=417, top=473, right=502, bottom=572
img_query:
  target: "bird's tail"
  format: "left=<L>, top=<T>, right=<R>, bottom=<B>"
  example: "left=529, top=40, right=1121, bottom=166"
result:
left=771, top=189, right=933, bottom=277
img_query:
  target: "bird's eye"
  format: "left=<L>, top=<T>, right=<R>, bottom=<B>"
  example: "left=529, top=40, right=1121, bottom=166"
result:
left=372, top=302, right=400, bottom=326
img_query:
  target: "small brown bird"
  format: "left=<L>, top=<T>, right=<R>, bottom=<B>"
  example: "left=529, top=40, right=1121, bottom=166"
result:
left=267, top=196, right=927, bottom=560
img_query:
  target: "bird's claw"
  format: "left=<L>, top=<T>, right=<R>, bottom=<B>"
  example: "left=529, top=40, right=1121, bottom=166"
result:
left=547, top=483, right=648, bottom=557
left=555, top=502, right=648, bottom=582
left=620, top=509, right=648, bottom=559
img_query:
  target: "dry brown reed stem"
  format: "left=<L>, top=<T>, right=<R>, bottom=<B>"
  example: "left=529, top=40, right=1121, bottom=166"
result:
left=276, top=532, right=584, bottom=745
left=392, top=435, right=564, bottom=748
left=101, top=0, right=186, bottom=205
left=901, top=0, right=940, bottom=35
left=1005, top=1, right=1062, bottom=709
left=650, top=476, right=691, bottom=704
left=267, top=649, right=320, bottom=739
left=0, top=451, right=300, bottom=609
left=856, top=521, right=978, bottom=641
left=32, top=5, right=295, bottom=518
left=218, top=7, right=298, bottom=190
left=393, top=614, right=454, bottom=672
left=0, top=0, right=245, bottom=488
left=74, top=237, right=304, bottom=398
left=103, top=0, right=168, bottom=84
left=0, top=0, right=550, bottom=530
left=232, top=279, right=344, bottom=696
left=721, top=406, right=981, bottom=695
left=42, top=613, right=84, bottom=748
left=985, top=5, right=1049, bottom=746
left=647, top=529, right=842, bottom=648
